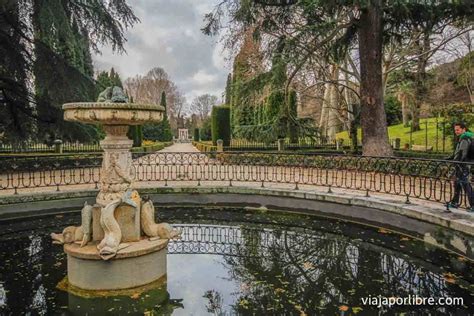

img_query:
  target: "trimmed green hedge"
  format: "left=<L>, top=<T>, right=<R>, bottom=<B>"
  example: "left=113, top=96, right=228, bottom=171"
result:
left=192, top=141, right=216, bottom=152
left=0, top=154, right=102, bottom=172
left=127, top=125, right=143, bottom=147
left=214, top=152, right=456, bottom=179
left=211, top=105, right=231, bottom=146
left=131, top=141, right=173, bottom=153
left=194, top=128, right=200, bottom=142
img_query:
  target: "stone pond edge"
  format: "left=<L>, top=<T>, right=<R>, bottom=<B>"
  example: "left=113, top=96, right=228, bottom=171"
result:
left=1, top=186, right=473, bottom=237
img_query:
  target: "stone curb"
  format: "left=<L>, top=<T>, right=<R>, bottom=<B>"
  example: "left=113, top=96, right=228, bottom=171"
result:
left=1, top=186, right=473, bottom=236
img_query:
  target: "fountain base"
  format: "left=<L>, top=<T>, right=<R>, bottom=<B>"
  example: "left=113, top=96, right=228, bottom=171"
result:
left=64, top=238, right=168, bottom=290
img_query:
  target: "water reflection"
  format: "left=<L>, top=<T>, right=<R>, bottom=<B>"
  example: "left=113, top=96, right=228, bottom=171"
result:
left=0, top=282, right=6, bottom=308
left=0, top=209, right=473, bottom=315
left=167, top=222, right=474, bottom=314
left=64, top=280, right=183, bottom=315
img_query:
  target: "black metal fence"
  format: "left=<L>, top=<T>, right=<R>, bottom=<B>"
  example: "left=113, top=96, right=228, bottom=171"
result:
left=0, top=142, right=102, bottom=153
left=1, top=152, right=473, bottom=210
left=224, top=138, right=344, bottom=151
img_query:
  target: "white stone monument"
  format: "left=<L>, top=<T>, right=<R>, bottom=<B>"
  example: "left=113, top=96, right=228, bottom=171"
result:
left=178, top=128, right=189, bottom=142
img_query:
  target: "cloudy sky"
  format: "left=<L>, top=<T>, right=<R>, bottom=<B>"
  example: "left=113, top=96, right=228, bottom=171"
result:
left=93, top=0, right=230, bottom=104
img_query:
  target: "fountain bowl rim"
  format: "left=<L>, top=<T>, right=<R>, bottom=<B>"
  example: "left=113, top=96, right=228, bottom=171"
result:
left=62, top=102, right=165, bottom=112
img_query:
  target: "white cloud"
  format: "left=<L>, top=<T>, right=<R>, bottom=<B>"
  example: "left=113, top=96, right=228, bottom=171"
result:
left=192, top=70, right=217, bottom=85
left=92, top=0, right=230, bottom=105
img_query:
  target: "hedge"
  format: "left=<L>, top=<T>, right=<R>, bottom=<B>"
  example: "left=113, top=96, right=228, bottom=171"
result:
left=193, top=128, right=200, bottom=142
left=211, top=105, right=231, bottom=146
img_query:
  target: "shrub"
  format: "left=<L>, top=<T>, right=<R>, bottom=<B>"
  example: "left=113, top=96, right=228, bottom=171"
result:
left=211, top=105, right=231, bottom=146
left=143, top=120, right=172, bottom=142
left=201, top=117, right=212, bottom=141
left=384, top=95, right=402, bottom=126
left=437, top=104, right=474, bottom=150
left=193, top=128, right=200, bottom=141
left=127, top=125, right=143, bottom=147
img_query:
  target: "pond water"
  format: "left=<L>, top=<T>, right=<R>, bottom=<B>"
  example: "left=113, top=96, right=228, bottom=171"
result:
left=0, top=207, right=473, bottom=315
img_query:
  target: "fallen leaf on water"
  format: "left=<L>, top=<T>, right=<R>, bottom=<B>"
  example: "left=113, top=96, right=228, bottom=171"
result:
left=130, top=293, right=140, bottom=300
left=339, top=305, right=349, bottom=311
left=275, top=288, right=286, bottom=294
left=352, top=307, right=363, bottom=314
left=400, top=237, right=410, bottom=241
left=239, top=299, right=249, bottom=309
left=458, top=256, right=468, bottom=262
left=444, top=276, right=456, bottom=284
left=378, top=228, right=389, bottom=234
left=302, top=261, right=315, bottom=269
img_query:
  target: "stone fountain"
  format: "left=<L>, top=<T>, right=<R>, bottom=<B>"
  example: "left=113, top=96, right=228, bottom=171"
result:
left=51, top=87, right=180, bottom=291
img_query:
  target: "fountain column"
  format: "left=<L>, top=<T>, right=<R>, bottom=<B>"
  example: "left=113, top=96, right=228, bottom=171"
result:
left=97, top=125, right=134, bottom=206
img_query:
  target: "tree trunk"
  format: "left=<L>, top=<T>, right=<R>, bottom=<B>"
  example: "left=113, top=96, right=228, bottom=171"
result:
left=358, top=0, right=392, bottom=156
left=327, top=65, right=342, bottom=141
left=412, top=30, right=431, bottom=132
left=319, top=80, right=331, bottom=142
left=344, top=59, right=358, bottom=152
left=401, top=98, right=410, bottom=127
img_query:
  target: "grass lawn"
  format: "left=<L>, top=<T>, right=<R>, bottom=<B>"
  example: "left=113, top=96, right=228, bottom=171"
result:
left=336, top=117, right=453, bottom=152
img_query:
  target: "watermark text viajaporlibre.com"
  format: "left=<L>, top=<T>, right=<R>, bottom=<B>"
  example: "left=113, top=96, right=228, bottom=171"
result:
left=361, top=295, right=464, bottom=308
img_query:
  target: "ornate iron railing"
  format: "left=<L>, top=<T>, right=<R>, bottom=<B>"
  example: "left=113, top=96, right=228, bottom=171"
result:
left=1, top=152, right=473, bottom=209
left=167, top=224, right=448, bottom=298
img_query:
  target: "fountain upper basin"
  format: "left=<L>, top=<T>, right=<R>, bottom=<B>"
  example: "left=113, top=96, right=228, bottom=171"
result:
left=63, top=102, right=164, bottom=125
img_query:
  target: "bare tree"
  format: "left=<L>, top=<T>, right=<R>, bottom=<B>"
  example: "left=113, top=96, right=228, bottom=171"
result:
left=190, top=94, right=218, bottom=122
left=124, top=67, right=185, bottom=131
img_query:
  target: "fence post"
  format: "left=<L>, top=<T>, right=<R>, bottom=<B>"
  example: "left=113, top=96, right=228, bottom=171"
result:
left=217, top=139, right=223, bottom=152
left=277, top=138, right=285, bottom=151
left=54, top=139, right=63, bottom=154
left=393, top=138, right=401, bottom=150
left=435, top=119, right=439, bottom=152
left=425, top=120, right=428, bottom=152
left=442, top=122, right=446, bottom=152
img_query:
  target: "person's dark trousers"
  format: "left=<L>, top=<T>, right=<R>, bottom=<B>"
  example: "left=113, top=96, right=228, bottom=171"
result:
left=451, top=165, right=474, bottom=208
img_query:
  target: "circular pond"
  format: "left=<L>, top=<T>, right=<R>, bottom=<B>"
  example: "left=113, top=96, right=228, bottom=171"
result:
left=0, top=207, right=473, bottom=315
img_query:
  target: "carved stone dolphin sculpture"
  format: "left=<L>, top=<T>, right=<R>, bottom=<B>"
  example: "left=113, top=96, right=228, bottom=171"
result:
left=97, top=190, right=138, bottom=260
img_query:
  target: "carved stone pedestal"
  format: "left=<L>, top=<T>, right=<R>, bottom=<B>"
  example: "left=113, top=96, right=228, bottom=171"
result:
left=65, top=239, right=168, bottom=290
left=96, top=125, right=134, bottom=206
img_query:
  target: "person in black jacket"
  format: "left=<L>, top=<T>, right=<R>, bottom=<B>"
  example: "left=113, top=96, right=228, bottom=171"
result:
left=446, top=122, right=474, bottom=212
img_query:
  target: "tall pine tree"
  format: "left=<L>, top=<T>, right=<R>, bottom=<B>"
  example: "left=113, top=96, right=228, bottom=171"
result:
left=1, top=0, right=138, bottom=143
left=204, top=0, right=473, bottom=156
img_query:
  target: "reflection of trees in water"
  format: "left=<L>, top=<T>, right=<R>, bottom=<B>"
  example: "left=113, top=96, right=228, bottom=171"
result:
left=0, top=283, right=6, bottom=309
left=0, top=231, right=62, bottom=316
left=27, top=235, right=47, bottom=315
left=203, top=290, right=224, bottom=315
left=170, top=225, right=462, bottom=314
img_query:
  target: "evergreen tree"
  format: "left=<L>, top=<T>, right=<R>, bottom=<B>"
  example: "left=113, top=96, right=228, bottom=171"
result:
left=96, top=68, right=123, bottom=92
left=0, top=1, right=36, bottom=142
left=225, top=73, right=232, bottom=105
left=0, top=0, right=138, bottom=143
left=96, top=71, right=112, bottom=91
left=204, top=0, right=473, bottom=156
left=143, top=91, right=173, bottom=142
left=109, top=68, right=123, bottom=88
